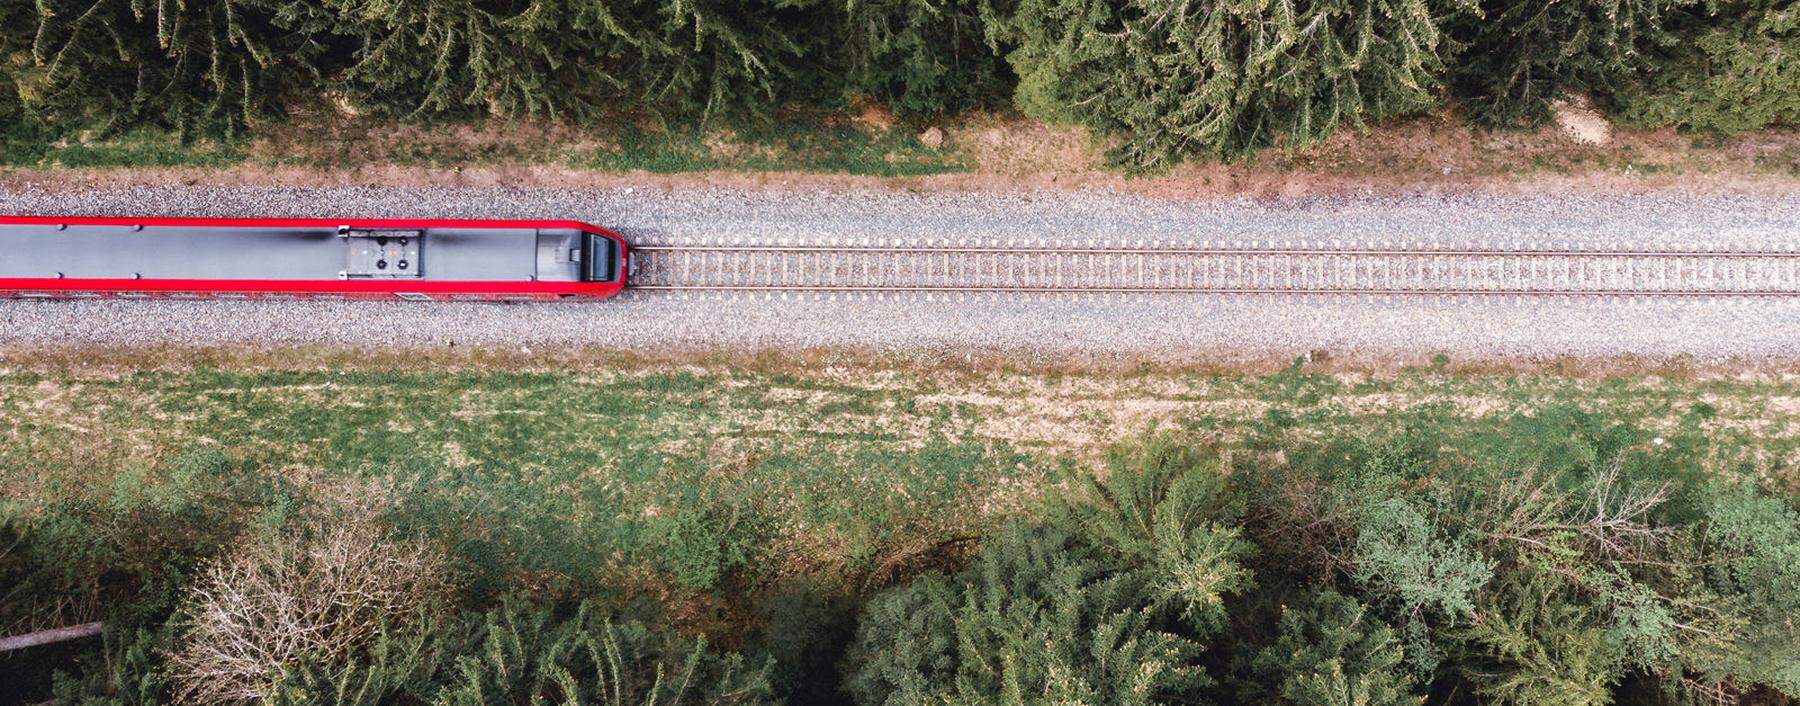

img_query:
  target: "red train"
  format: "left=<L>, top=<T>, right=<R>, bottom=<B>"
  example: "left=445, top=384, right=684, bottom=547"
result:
left=0, top=216, right=629, bottom=301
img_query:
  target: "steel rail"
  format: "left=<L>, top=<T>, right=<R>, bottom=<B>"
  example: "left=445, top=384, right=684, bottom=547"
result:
left=627, top=244, right=1800, bottom=296
left=630, top=245, right=1800, bottom=258
left=627, top=285, right=1800, bottom=295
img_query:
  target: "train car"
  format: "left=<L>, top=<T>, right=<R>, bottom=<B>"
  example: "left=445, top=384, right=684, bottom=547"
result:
left=0, top=216, right=628, bottom=301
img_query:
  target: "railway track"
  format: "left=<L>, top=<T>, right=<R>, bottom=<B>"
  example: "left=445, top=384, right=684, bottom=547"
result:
left=629, top=243, right=1800, bottom=296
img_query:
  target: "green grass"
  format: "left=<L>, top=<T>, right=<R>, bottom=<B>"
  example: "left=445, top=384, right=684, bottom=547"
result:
left=574, top=120, right=965, bottom=176
left=0, top=117, right=247, bottom=168
left=1, top=362, right=1033, bottom=597
left=0, top=113, right=966, bottom=175
left=4, top=354, right=1795, bottom=597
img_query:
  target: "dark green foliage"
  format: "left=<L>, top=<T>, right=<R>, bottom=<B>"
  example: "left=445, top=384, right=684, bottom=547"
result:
left=985, top=0, right=1456, bottom=167
left=1239, top=590, right=1421, bottom=706
left=3, top=0, right=1792, bottom=160
left=845, top=436, right=1251, bottom=704
left=1349, top=493, right=1492, bottom=620
left=1047, top=434, right=1255, bottom=629
left=1445, top=0, right=1677, bottom=126
left=46, top=625, right=171, bottom=705
left=1612, top=0, right=1799, bottom=132
left=25, top=0, right=326, bottom=135
left=1, top=0, right=30, bottom=121
left=318, top=0, right=826, bottom=120
left=842, top=0, right=1011, bottom=117
left=11, top=377, right=1800, bottom=704
left=749, top=578, right=857, bottom=705
left=1236, top=406, right=1800, bottom=701
left=0, top=447, right=291, bottom=631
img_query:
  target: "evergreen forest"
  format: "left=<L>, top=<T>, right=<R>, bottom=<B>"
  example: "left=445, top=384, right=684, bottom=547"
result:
left=0, top=0, right=1793, bottom=167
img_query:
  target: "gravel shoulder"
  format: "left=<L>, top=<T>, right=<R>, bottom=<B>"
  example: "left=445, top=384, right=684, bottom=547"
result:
left=3, top=185, right=1798, bottom=361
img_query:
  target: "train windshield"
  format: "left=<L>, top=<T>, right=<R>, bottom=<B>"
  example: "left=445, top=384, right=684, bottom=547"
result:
left=582, top=232, right=620, bottom=283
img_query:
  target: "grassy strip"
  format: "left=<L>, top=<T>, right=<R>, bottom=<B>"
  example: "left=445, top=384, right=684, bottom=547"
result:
left=4, top=353, right=1795, bottom=581
left=5, top=110, right=1797, bottom=184
left=0, top=114, right=966, bottom=176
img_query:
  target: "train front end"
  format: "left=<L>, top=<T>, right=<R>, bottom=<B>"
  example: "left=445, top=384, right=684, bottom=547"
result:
left=0, top=216, right=629, bottom=301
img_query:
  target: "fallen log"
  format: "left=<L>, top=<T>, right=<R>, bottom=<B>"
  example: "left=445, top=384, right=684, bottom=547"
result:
left=0, top=622, right=104, bottom=652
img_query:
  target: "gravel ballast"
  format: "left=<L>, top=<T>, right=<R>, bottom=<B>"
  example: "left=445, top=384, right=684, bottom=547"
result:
left=2, top=184, right=1797, bottom=360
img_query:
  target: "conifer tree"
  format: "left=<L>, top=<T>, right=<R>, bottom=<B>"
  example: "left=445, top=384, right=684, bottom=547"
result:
left=319, top=0, right=839, bottom=121
left=841, top=0, right=1011, bottom=117
left=984, top=0, right=1458, bottom=167
left=1445, top=0, right=1677, bottom=127
left=1611, top=0, right=1797, bottom=133
left=26, top=0, right=324, bottom=135
left=846, top=436, right=1251, bottom=705
left=1240, top=590, right=1422, bottom=706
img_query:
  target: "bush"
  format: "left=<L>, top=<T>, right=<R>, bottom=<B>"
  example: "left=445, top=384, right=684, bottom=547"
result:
left=1687, top=488, right=1800, bottom=694
left=166, top=492, right=445, bottom=703
left=985, top=0, right=1454, bottom=167
left=10, top=409, right=1800, bottom=703
left=0, top=448, right=287, bottom=636
left=846, top=524, right=1215, bottom=705
left=429, top=600, right=774, bottom=705
left=1611, top=0, right=1798, bottom=133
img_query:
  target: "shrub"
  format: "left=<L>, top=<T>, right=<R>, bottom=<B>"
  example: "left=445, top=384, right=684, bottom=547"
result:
left=1612, top=0, right=1798, bottom=133
left=0, top=448, right=286, bottom=635
left=1350, top=495, right=1492, bottom=620
left=47, top=624, right=172, bottom=705
left=165, top=493, right=445, bottom=703
left=985, top=0, right=1455, bottom=167
left=1238, top=590, right=1421, bottom=706
left=1048, top=433, right=1254, bottom=629
left=1686, top=488, right=1800, bottom=695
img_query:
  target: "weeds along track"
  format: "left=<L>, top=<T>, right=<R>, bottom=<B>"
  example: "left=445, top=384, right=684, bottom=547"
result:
left=629, top=243, right=1800, bottom=296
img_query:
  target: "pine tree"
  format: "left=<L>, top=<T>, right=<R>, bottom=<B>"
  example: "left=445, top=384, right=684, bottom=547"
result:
left=1240, top=590, right=1422, bottom=706
left=267, top=599, right=777, bottom=705
left=984, top=0, right=1457, bottom=167
left=1445, top=0, right=1679, bottom=127
left=1611, top=0, right=1798, bottom=133
left=841, top=0, right=1012, bottom=117
left=1451, top=573, right=1619, bottom=706
left=319, top=0, right=841, bottom=121
left=845, top=524, right=1214, bottom=705
left=847, top=436, right=1252, bottom=705
left=26, top=0, right=325, bottom=135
